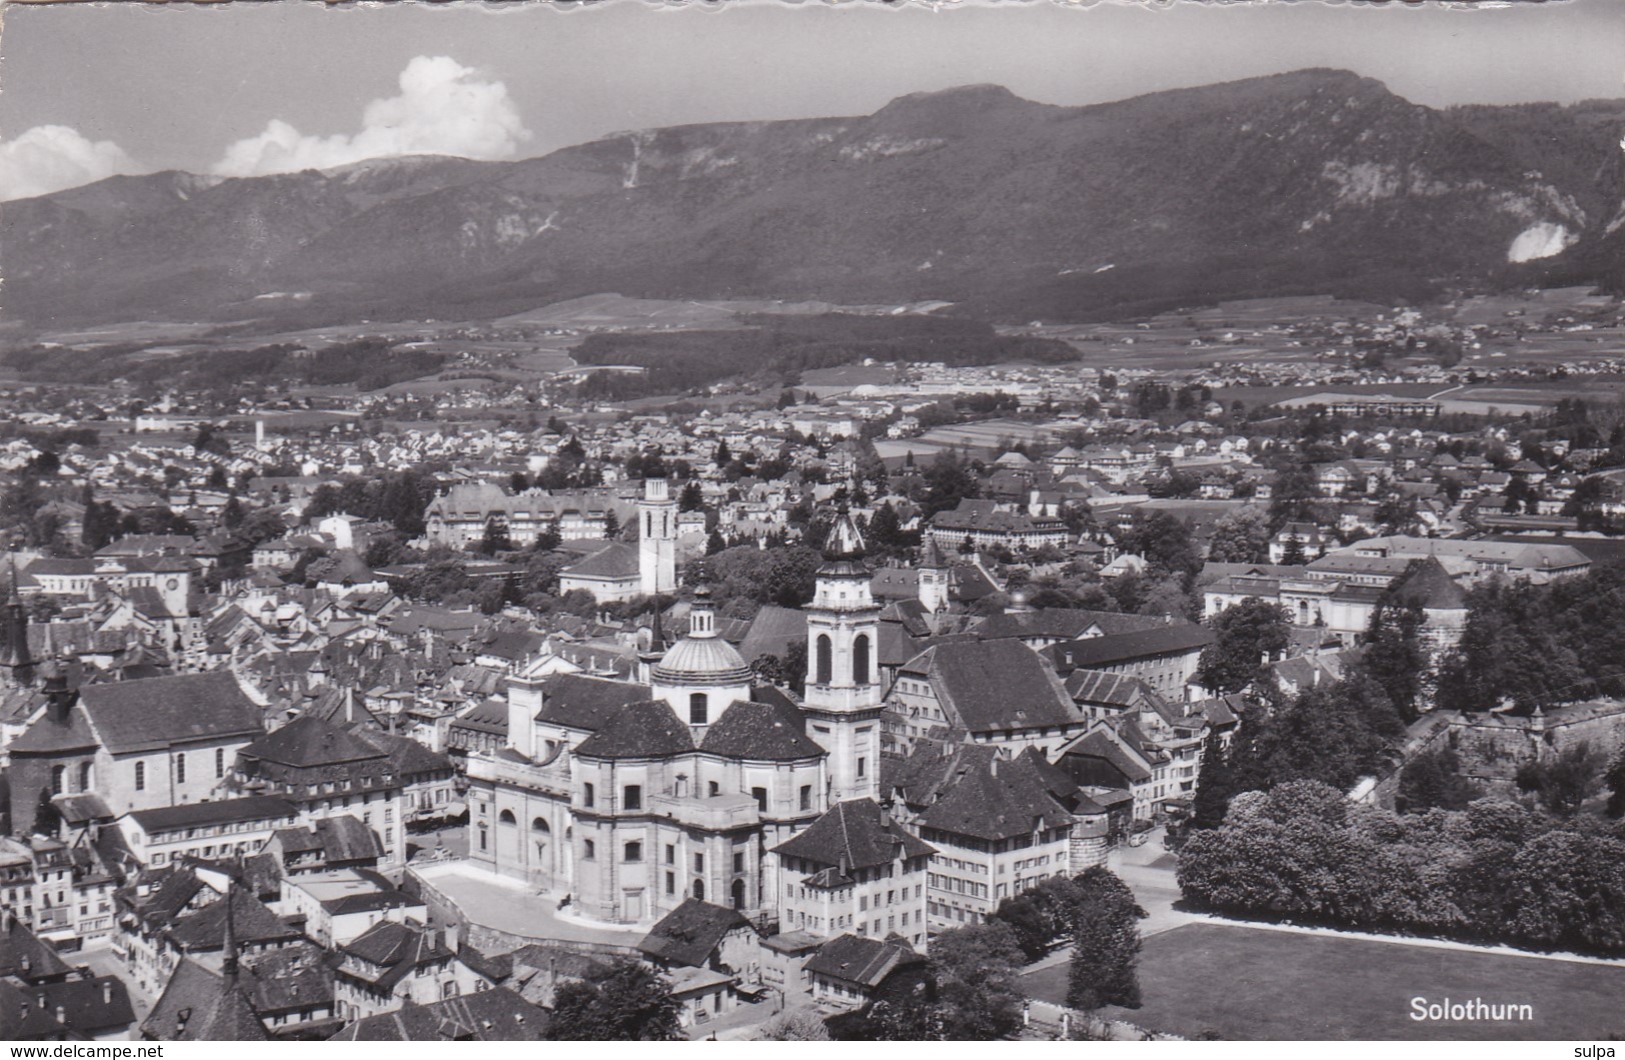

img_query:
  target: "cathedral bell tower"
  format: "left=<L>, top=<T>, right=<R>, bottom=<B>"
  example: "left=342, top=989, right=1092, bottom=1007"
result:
left=638, top=478, right=678, bottom=596
left=802, top=507, right=883, bottom=802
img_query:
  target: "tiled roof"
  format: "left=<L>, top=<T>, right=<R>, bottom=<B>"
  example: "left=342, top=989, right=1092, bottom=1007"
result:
left=0, top=975, right=135, bottom=1040
left=574, top=700, right=695, bottom=759
left=560, top=542, right=640, bottom=581
left=240, top=713, right=386, bottom=768
left=1043, top=624, right=1215, bottom=673
left=900, top=639, right=1079, bottom=734
left=804, top=934, right=925, bottom=989
left=772, top=799, right=934, bottom=869
left=330, top=986, right=548, bottom=1041
left=637, top=898, right=752, bottom=968
left=127, top=796, right=299, bottom=833
left=142, top=960, right=270, bottom=1041
left=699, top=700, right=824, bottom=761
left=77, top=671, right=264, bottom=754
left=0, top=916, right=72, bottom=982
left=168, top=889, right=302, bottom=952
left=532, top=673, right=649, bottom=732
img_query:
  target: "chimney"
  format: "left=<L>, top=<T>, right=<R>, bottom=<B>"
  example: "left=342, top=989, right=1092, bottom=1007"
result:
left=55, top=1004, right=66, bottom=1025
left=102, top=980, right=113, bottom=1006
left=444, top=924, right=460, bottom=953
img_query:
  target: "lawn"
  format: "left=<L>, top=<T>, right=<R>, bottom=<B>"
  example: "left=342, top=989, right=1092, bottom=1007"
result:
left=1020, top=922, right=1625, bottom=1040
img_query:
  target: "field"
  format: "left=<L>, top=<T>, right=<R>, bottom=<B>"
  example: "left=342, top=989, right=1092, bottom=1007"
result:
left=1020, top=922, right=1625, bottom=1040
left=1436, top=378, right=1625, bottom=415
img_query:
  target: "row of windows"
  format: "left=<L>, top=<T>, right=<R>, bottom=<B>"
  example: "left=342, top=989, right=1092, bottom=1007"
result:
left=130, top=749, right=229, bottom=792
left=577, top=782, right=816, bottom=813
left=928, top=873, right=990, bottom=899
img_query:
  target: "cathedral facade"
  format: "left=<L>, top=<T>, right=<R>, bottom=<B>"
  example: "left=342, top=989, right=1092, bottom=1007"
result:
left=464, top=513, right=885, bottom=927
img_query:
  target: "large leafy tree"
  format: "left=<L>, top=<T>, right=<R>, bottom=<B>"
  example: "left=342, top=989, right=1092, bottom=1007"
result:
left=1065, top=868, right=1145, bottom=1011
left=1195, top=598, right=1290, bottom=694
left=929, top=922, right=1028, bottom=1040
left=1514, top=742, right=1605, bottom=818
left=1361, top=599, right=1429, bottom=722
left=1397, top=748, right=1477, bottom=814
left=547, top=959, right=682, bottom=1041
left=1205, top=506, right=1270, bottom=564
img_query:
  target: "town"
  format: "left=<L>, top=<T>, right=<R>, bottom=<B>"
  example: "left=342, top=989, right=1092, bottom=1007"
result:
left=4, top=280, right=1625, bottom=1041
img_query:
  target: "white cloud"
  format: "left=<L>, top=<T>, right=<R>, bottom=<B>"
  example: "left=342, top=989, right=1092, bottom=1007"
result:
left=212, top=55, right=531, bottom=178
left=0, top=125, right=143, bottom=201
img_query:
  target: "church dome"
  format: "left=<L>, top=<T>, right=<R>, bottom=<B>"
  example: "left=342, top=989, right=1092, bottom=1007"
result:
left=650, top=587, right=754, bottom=687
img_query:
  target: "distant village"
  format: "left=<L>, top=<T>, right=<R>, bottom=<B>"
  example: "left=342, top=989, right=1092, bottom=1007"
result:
left=2, top=311, right=1625, bottom=1042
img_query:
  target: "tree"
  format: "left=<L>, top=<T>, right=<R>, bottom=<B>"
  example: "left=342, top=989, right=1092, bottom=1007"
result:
left=714, top=439, right=732, bottom=467
left=1116, top=511, right=1201, bottom=581
left=1515, top=742, right=1605, bottom=817
left=1398, top=747, right=1477, bottom=813
left=1361, top=599, right=1428, bottom=722
left=479, top=518, right=512, bottom=556
left=603, top=510, right=620, bottom=539
left=992, top=874, right=1080, bottom=961
left=1189, top=730, right=1233, bottom=830
left=1279, top=533, right=1307, bottom=566
left=929, top=922, right=1027, bottom=1040
left=758, top=1007, right=831, bottom=1041
left=221, top=492, right=244, bottom=530
left=678, top=481, right=704, bottom=512
left=1065, top=867, right=1144, bottom=1010
left=547, top=959, right=682, bottom=1041
left=1608, top=744, right=1625, bottom=818
left=1206, top=507, right=1270, bottom=564
left=1195, top=598, right=1290, bottom=694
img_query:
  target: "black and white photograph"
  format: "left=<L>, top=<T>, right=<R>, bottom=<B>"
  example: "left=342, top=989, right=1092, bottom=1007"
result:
left=0, top=0, right=1623, bottom=1044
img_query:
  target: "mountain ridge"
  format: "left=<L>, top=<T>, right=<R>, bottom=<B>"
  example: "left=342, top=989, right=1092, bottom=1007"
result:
left=5, top=68, right=1622, bottom=331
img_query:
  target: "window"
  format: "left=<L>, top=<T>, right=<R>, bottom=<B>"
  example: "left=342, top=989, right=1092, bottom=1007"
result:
left=693, top=852, right=704, bottom=873
left=708, top=781, right=720, bottom=798
left=799, top=785, right=812, bottom=811
left=665, top=872, right=675, bottom=895
left=478, top=826, right=488, bottom=852
left=499, top=809, right=516, bottom=825
left=583, top=840, right=596, bottom=860
left=857, top=757, right=867, bottom=778
left=624, top=841, right=643, bottom=863
left=751, top=787, right=767, bottom=812
left=79, top=762, right=92, bottom=792
left=442, top=981, right=459, bottom=999
left=815, top=635, right=832, bottom=685
left=689, top=693, right=708, bottom=725
left=134, top=762, right=146, bottom=791
left=215, top=748, right=225, bottom=778
left=733, top=851, right=745, bottom=874
left=665, top=844, right=675, bottom=865
left=583, top=783, right=595, bottom=808
left=852, top=633, right=871, bottom=685
left=623, top=785, right=642, bottom=811
left=50, top=765, right=65, bottom=796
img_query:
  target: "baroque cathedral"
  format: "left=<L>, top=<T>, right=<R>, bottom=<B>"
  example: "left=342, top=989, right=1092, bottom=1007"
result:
left=465, top=508, right=897, bottom=929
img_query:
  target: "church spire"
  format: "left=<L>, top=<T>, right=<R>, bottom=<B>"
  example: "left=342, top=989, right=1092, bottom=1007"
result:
left=0, top=554, right=32, bottom=685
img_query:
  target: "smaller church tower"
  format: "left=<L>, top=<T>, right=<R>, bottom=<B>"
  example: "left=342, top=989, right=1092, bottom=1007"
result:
left=0, top=559, right=33, bottom=692
left=650, top=587, right=753, bottom=734
left=803, top=507, right=883, bottom=802
left=917, top=536, right=950, bottom=614
left=638, top=478, right=678, bottom=596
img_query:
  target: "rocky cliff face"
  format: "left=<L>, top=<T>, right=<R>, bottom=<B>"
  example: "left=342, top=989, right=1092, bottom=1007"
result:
left=6, top=69, right=1621, bottom=329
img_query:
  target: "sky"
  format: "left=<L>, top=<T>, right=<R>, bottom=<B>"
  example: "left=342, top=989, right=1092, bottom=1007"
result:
left=2, top=0, right=1621, bottom=200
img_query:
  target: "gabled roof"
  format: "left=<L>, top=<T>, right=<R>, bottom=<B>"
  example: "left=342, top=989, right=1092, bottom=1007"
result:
left=804, top=934, right=926, bottom=989
left=914, top=754, right=1076, bottom=841
left=0, top=975, right=135, bottom=1040
left=240, top=712, right=386, bottom=769
left=637, top=899, right=752, bottom=968
left=167, top=888, right=302, bottom=953
left=772, top=799, right=934, bottom=869
left=1043, top=624, right=1215, bottom=673
left=127, top=796, right=298, bottom=833
left=574, top=700, right=695, bottom=759
left=1056, top=727, right=1153, bottom=784
left=560, top=542, right=640, bottom=582
left=76, top=671, right=264, bottom=754
left=142, top=960, right=270, bottom=1041
left=899, top=639, right=1079, bottom=734
left=531, top=672, right=650, bottom=732
left=329, top=986, right=549, bottom=1041
left=0, top=916, right=72, bottom=982
left=1390, top=556, right=1468, bottom=611
left=699, top=700, right=824, bottom=761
